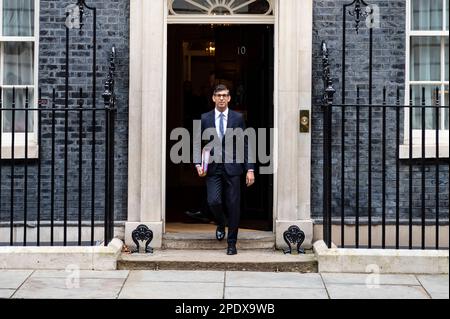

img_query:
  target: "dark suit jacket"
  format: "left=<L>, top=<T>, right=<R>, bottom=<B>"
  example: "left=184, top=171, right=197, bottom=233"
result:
left=194, top=109, right=255, bottom=176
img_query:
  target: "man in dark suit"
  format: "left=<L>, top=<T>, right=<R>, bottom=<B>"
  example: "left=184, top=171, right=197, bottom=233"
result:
left=194, top=84, right=255, bottom=255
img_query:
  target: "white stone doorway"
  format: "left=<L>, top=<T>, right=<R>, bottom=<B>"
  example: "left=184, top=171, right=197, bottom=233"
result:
left=126, top=0, right=314, bottom=250
left=165, top=24, right=275, bottom=234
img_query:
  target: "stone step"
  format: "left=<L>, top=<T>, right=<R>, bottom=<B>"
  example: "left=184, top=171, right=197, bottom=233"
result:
left=162, top=231, right=275, bottom=250
left=118, top=249, right=317, bottom=272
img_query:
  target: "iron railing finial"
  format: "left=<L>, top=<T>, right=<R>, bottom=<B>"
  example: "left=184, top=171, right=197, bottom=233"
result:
left=321, top=41, right=336, bottom=107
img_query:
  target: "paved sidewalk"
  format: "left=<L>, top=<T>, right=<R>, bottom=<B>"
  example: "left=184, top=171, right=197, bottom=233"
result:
left=0, top=270, right=448, bottom=299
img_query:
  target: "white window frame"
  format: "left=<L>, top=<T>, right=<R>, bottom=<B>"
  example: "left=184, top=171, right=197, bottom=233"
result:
left=0, top=0, right=39, bottom=159
left=402, top=0, right=449, bottom=158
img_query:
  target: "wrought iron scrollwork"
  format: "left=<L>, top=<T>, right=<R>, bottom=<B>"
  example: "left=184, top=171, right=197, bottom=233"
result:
left=346, top=0, right=370, bottom=34
left=65, top=0, right=94, bottom=31
left=283, top=225, right=305, bottom=255
left=65, top=4, right=81, bottom=29
left=132, top=225, right=154, bottom=254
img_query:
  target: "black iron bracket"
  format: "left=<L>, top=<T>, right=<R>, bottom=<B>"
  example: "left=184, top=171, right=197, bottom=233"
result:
left=132, top=225, right=154, bottom=254
left=283, top=225, right=306, bottom=255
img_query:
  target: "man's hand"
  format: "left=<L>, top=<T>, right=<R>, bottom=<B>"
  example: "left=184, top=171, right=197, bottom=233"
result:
left=196, top=166, right=205, bottom=177
left=246, top=171, right=255, bottom=187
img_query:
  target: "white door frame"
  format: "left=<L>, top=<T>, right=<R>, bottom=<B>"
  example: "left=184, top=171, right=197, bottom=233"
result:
left=126, top=0, right=314, bottom=250
left=164, top=1, right=277, bottom=234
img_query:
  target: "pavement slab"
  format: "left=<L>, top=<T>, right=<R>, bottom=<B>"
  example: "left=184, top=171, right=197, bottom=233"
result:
left=416, top=275, right=449, bottom=299
left=119, top=281, right=224, bottom=299
left=321, top=273, right=421, bottom=286
left=0, top=268, right=447, bottom=299
left=226, top=272, right=324, bottom=289
left=0, top=289, right=15, bottom=299
left=12, top=277, right=126, bottom=299
left=127, top=270, right=224, bottom=283
left=326, top=283, right=430, bottom=299
left=31, top=270, right=130, bottom=279
left=224, top=287, right=328, bottom=299
left=0, top=270, right=33, bottom=289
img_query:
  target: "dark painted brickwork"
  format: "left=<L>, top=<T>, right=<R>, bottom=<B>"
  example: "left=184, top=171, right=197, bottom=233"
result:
left=311, top=0, right=449, bottom=223
left=0, top=0, right=129, bottom=223
left=1, top=0, right=447, bottom=230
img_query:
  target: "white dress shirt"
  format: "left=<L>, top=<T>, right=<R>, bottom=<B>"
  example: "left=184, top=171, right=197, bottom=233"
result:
left=215, top=107, right=228, bottom=138
left=196, top=107, right=253, bottom=172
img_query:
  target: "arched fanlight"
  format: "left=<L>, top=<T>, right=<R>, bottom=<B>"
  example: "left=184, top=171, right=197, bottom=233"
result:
left=169, top=0, right=273, bottom=16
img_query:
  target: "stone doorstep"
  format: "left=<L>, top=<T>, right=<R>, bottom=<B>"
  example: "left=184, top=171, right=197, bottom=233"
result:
left=162, top=231, right=275, bottom=250
left=0, top=239, right=123, bottom=270
left=118, top=249, right=318, bottom=272
left=313, top=240, right=450, bottom=274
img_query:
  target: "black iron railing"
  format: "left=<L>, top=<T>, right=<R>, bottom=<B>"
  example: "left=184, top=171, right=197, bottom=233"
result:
left=0, top=88, right=116, bottom=247
left=0, top=46, right=116, bottom=247
left=321, top=42, right=449, bottom=250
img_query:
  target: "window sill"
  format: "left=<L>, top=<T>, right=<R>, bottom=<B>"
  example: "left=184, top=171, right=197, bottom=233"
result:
left=399, top=144, right=449, bottom=159
left=1, top=143, right=39, bottom=160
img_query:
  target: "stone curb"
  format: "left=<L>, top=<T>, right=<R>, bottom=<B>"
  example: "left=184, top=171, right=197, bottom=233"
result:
left=313, top=240, right=449, bottom=274
left=0, top=238, right=123, bottom=270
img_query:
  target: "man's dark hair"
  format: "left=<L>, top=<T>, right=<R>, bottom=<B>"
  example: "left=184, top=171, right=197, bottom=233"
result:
left=213, top=84, right=229, bottom=95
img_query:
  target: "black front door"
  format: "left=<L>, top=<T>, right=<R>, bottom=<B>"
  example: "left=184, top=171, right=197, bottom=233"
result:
left=166, top=24, right=274, bottom=231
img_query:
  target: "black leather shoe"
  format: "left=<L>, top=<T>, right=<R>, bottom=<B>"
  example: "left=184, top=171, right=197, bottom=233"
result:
left=227, top=244, right=237, bottom=255
left=216, top=226, right=226, bottom=241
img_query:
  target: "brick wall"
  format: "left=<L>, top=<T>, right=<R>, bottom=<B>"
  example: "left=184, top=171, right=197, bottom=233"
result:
left=311, top=0, right=449, bottom=223
left=0, top=0, right=129, bottom=224
left=1, top=0, right=447, bottom=230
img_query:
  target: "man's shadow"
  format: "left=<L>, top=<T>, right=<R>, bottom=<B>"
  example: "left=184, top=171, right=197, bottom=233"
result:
left=184, top=192, right=229, bottom=226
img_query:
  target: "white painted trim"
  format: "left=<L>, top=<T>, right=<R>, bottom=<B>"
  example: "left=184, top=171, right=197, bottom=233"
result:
left=129, top=0, right=313, bottom=242
left=162, top=0, right=168, bottom=234
left=33, top=0, right=39, bottom=158
left=1, top=142, right=38, bottom=159
left=441, top=35, right=446, bottom=130
left=404, top=0, right=449, bottom=152
left=399, top=143, right=449, bottom=158
left=167, top=14, right=275, bottom=24
left=0, top=36, right=36, bottom=41
left=0, top=41, right=3, bottom=87
left=0, top=0, right=2, bottom=39
left=409, top=31, right=448, bottom=36
left=409, top=81, right=449, bottom=85
left=127, top=0, right=143, bottom=223
left=405, top=0, right=410, bottom=107
left=445, top=0, right=448, bottom=31
left=168, top=0, right=273, bottom=17
left=0, top=0, right=40, bottom=159
left=274, top=0, right=313, bottom=242
left=164, top=1, right=277, bottom=234
left=272, top=0, right=279, bottom=230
